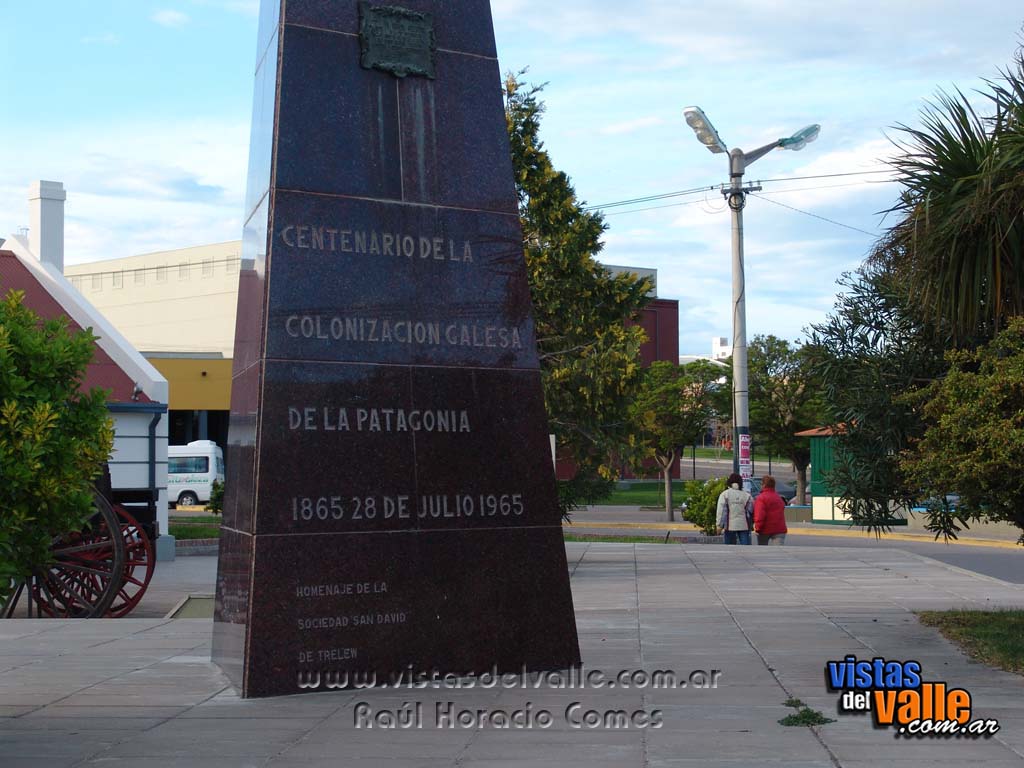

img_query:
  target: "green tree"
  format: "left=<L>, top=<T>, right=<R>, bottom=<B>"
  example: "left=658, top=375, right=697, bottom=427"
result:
left=748, top=335, right=826, bottom=505
left=0, top=289, right=114, bottom=605
left=505, top=73, right=651, bottom=516
left=807, top=268, right=946, bottom=533
left=631, top=361, right=721, bottom=520
left=876, top=49, right=1024, bottom=345
left=900, top=318, right=1024, bottom=542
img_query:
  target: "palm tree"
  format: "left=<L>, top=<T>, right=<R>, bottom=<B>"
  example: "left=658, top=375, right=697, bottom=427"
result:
left=875, top=50, right=1024, bottom=346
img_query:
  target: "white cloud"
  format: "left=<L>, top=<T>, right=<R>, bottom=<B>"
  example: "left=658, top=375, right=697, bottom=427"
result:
left=0, top=117, right=249, bottom=265
left=152, top=9, right=190, bottom=28
left=189, top=0, right=260, bottom=17
left=599, top=116, right=665, bottom=136
left=491, top=0, right=533, bottom=18
left=789, top=139, right=899, bottom=181
left=218, top=0, right=259, bottom=16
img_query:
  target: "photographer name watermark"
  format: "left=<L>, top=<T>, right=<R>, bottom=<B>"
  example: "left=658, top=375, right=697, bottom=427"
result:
left=297, top=665, right=721, bottom=691
left=355, top=701, right=664, bottom=730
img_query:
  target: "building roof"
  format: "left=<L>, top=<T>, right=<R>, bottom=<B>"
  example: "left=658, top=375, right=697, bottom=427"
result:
left=794, top=425, right=847, bottom=437
left=0, top=248, right=160, bottom=404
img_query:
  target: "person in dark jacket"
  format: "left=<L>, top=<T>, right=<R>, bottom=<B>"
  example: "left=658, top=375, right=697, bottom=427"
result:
left=753, top=475, right=787, bottom=545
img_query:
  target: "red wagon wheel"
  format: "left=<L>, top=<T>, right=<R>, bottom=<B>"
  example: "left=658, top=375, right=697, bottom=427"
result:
left=105, top=506, right=155, bottom=617
left=31, top=490, right=126, bottom=618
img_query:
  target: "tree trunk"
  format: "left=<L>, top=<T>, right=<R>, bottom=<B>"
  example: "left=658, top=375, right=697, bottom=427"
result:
left=658, top=451, right=677, bottom=521
left=795, top=463, right=809, bottom=506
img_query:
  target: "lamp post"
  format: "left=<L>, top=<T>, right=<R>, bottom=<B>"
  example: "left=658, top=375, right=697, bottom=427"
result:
left=682, top=107, right=820, bottom=483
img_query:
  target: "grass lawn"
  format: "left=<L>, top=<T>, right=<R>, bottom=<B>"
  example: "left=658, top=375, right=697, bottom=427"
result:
left=168, top=523, right=222, bottom=540
left=598, top=481, right=689, bottom=507
left=918, top=609, right=1024, bottom=675
left=690, top=447, right=774, bottom=462
left=169, top=515, right=222, bottom=525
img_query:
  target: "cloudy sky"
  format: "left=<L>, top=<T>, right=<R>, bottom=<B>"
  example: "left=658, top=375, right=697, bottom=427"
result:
left=2, top=1, right=1022, bottom=353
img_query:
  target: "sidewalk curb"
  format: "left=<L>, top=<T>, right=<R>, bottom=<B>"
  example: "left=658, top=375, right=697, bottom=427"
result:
left=566, top=520, right=1022, bottom=550
left=175, top=538, right=219, bottom=556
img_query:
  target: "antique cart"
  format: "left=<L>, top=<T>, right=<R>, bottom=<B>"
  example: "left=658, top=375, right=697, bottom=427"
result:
left=1, top=479, right=157, bottom=619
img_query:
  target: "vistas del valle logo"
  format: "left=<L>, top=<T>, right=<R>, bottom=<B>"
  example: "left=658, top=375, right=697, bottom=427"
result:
left=826, top=656, right=1000, bottom=738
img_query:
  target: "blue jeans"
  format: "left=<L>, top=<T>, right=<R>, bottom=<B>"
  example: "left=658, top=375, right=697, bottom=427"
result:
left=724, top=530, right=751, bottom=545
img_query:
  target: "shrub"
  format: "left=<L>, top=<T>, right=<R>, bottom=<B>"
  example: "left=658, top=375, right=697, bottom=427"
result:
left=207, top=479, right=225, bottom=515
left=684, top=477, right=726, bottom=535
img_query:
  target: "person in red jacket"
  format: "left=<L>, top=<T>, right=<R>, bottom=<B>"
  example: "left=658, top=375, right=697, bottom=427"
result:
left=753, top=475, right=787, bottom=545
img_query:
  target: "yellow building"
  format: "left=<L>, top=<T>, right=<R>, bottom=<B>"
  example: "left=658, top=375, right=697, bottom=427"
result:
left=65, top=242, right=242, bottom=447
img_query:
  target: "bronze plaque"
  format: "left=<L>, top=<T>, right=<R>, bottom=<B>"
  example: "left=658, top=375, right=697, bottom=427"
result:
left=359, top=2, right=436, bottom=79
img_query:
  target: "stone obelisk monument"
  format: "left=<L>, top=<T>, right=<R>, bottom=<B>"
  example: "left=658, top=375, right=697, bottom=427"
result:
left=212, top=0, right=581, bottom=698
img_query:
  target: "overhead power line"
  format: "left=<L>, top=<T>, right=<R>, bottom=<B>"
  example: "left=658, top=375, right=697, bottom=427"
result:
left=603, top=198, right=716, bottom=217
left=750, top=169, right=894, bottom=184
left=602, top=178, right=897, bottom=219
left=584, top=185, right=718, bottom=212
left=583, top=168, right=895, bottom=214
left=748, top=193, right=879, bottom=237
left=755, top=179, right=897, bottom=197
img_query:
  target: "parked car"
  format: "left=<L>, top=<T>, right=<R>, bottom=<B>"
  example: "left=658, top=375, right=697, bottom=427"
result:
left=747, top=477, right=797, bottom=505
left=911, top=494, right=961, bottom=512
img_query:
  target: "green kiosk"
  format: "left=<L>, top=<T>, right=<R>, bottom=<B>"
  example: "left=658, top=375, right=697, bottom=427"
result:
left=794, top=426, right=908, bottom=526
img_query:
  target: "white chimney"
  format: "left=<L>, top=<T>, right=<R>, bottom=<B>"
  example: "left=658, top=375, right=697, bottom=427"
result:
left=28, top=180, right=67, bottom=273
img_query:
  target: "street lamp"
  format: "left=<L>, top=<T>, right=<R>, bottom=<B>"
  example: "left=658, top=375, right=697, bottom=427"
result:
left=682, top=107, right=820, bottom=483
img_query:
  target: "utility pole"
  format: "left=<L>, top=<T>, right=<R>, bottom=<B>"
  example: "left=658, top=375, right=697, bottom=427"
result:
left=682, top=107, right=820, bottom=487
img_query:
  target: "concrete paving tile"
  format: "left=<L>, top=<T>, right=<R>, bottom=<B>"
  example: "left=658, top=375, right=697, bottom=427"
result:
left=0, top=716, right=168, bottom=731
left=646, top=729, right=828, bottom=760
left=98, top=731, right=306, bottom=759
left=278, top=738, right=467, bottom=760
left=467, top=728, right=642, bottom=745
left=0, top=705, right=39, bottom=716
left=268, top=761, right=454, bottom=768
left=462, top=742, right=643, bottom=762
left=1, top=543, right=1022, bottom=766
left=2, top=759, right=81, bottom=768
left=83, top=760, right=274, bottom=768
left=180, top=700, right=345, bottom=718
left=836, top=763, right=1024, bottom=768
left=823, top=737, right=1020, bottom=761
left=1, top=730, right=125, bottom=757
left=0, top=693, right=73, bottom=706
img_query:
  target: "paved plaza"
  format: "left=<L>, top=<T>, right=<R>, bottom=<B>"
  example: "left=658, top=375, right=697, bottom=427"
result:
left=2, top=543, right=1024, bottom=767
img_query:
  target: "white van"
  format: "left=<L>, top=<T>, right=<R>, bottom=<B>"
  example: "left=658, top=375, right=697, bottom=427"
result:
left=168, top=440, right=224, bottom=507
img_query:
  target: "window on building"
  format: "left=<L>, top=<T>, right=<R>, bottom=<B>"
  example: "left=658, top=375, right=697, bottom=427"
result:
left=179, top=262, right=190, bottom=279
left=202, top=259, right=214, bottom=277
left=91, top=274, right=102, bottom=291
left=112, top=272, right=123, bottom=289
left=70, top=276, right=82, bottom=290
left=134, top=269, right=145, bottom=285
left=226, top=257, right=238, bottom=274
left=156, top=266, right=167, bottom=282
